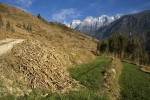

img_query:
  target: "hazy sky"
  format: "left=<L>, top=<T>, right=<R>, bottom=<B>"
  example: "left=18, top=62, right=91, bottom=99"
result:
left=0, top=0, right=150, bottom=22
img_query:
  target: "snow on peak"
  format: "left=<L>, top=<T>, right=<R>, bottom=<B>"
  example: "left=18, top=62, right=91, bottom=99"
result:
left=64, top=14, right=123, bottom=34
left=72, top=19, right=81, bottom=24
left=63, top=21, right=70, bottom=27
left=70, top=19, right=81, bottom=29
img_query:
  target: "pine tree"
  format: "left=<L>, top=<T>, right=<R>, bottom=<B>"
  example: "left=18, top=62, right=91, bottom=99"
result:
left=37, top=14, right=42, bottom=19
left=118, top=34, right=129, bottom=58
left=108, top=34, right=119, bottom=56
left=99, top=40, right=108, bottom=53
left=97, top=33, right=149, bottom=65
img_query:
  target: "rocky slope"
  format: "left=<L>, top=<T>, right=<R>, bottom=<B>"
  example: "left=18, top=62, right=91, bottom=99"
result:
left=0, top=3, right=97, bottom=97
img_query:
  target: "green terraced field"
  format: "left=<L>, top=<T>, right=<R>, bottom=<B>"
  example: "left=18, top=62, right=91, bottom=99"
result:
left=119, top=62, right=150, bottom=100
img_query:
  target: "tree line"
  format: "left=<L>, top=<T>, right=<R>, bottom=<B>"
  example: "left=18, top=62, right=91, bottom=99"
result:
left=97, top=33, right=149, bottom=65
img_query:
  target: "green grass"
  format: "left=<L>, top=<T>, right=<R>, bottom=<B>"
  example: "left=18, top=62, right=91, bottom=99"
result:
left=17, top=89, right=107, bottom=100
left=0, top=56, right=112, bottom=100
left=42, top=90, right=107, bottom=100
left=41, top=56, right=112, bottom=100
left=119, top=62, right=150, bottom=100
left=69, top=56, right=112, bottom=91
left=0, top=94, right=15, bottom=100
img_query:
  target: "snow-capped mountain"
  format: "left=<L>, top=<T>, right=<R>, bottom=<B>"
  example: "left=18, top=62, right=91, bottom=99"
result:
left=70, top=20, right=81, bottom=29
left=64, top=21, right=70, bottom=27
left=64, top=14, right=123, bottom=35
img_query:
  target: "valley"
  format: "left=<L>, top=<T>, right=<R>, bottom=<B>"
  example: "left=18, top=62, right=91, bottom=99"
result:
left=0, top=2, right=150, bottom=100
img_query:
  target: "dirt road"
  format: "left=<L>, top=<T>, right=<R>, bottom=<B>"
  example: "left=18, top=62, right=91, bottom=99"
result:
left=0, top=38, right=24, bottom=55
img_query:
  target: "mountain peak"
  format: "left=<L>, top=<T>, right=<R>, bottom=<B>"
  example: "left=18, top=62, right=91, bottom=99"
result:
left=72, top=19, right=81, bottom=24
left=64, top=21, right=70, bottom=27
left=64, top=14, right=123, bottom=34
left=99, top=15, right=109, bottom=18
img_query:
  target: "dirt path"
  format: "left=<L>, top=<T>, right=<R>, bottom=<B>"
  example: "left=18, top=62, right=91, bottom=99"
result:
left=0, top=38, right=24, bottom=56
left=103, top=57, right=122, bottom=100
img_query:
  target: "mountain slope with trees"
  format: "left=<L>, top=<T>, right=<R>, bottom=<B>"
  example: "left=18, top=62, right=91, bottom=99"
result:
left=97, top=34, right=149, bottom=65
left=94, top=10, right=150, bottom=51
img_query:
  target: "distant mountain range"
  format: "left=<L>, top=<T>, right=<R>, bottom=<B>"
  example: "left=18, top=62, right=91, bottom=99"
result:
left=64, top=10, right=150, bottom=51
left=64, top=14, right=123, bottom=35
left=94, top=10, right=150, bottom=51
left=94, top=10, right=150, bottom=38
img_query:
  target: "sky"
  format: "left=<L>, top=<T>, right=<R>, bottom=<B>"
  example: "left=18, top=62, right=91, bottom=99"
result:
left=0, top=0, right=150, bottom=23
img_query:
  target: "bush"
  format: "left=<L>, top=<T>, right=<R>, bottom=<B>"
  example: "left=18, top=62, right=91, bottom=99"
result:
left=6, top=21, right=15, bottom=32
left=0, top=15, right=3, bottom=27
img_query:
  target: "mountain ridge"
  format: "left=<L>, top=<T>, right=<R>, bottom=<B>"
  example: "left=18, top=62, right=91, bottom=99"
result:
left=94, top=10, right=150, bottom=51
left=64, top=14, right=123, bottom=35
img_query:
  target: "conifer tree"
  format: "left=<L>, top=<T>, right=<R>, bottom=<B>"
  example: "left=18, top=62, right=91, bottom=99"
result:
left=99, top=40, right=108, bottom=53
left=118, top=34, right=129, bottom=58
left=37, top=14, right=42, bottom=19
left=97, top=33, right=149, bottom=65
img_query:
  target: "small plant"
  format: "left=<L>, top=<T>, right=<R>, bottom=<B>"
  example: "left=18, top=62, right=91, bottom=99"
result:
left=6, top=21, right=15, bottom=32
left=6, top=21, right=11, bottom=31
left=0, top=15, right=3, bottom=27
left=23, top=23, right=26, bottom=29
left=37, top=14, right=47, bottom=23
left=16, top=23, right=22, bottom=28
left=27, top=24, right=32, bottom=32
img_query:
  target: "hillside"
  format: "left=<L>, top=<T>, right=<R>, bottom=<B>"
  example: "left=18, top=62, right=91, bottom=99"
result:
left=0, top=3, right=97, bottom=97
left=94, top=10, right=150, bottom=50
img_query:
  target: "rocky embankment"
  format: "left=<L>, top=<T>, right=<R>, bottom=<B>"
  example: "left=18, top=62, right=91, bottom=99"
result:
left=11, top=39, right=80, bottom=93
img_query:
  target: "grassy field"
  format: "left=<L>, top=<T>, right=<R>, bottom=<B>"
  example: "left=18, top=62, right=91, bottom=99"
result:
left=119, top=62, right=150, bottom=100
left=69, top=56, right=112, bottom=91
left=64, top=56, right=112, bottom=100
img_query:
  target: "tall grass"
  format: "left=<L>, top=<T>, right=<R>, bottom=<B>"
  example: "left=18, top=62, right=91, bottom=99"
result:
left=119, top=62, right=150, bottom=100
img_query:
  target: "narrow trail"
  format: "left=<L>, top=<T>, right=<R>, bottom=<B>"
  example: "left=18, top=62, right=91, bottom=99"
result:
left=102, top=57, right=122, bottom=100
left=0, top=38, right=24, bottom=56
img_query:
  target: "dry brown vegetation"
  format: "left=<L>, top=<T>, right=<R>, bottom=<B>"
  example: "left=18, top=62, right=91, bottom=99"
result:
left=0, top=3, right=97, bottom=97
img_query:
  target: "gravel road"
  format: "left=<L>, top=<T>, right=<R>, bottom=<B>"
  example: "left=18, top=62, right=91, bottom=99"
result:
left=0, top=38, right=24, bottom=55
